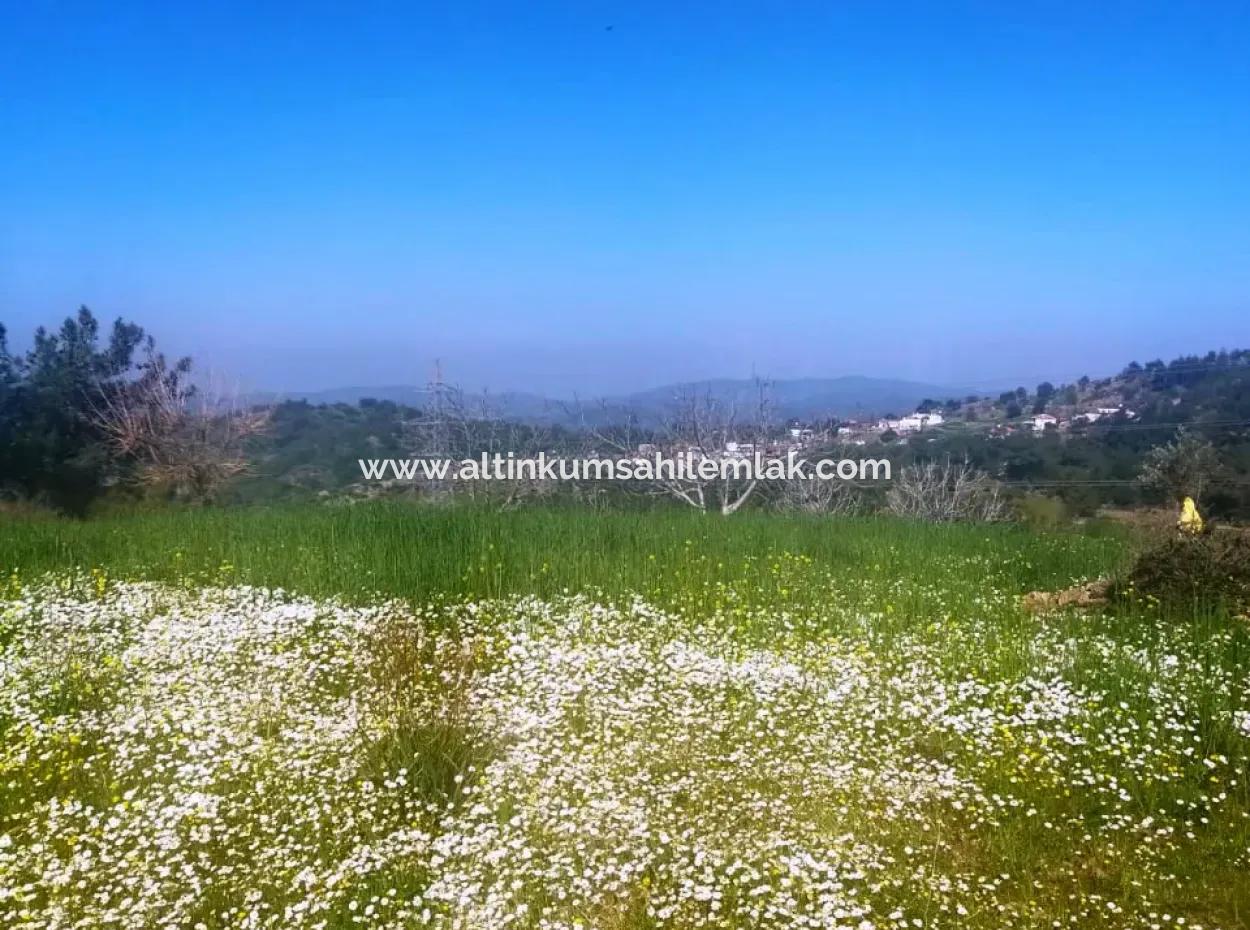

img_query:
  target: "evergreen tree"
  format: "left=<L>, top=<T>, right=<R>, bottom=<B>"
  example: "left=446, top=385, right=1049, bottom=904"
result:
left=1, top=307, right=148, bottom=513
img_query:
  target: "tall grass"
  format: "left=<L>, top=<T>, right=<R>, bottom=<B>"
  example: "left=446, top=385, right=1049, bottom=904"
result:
left=0, top=502, right=1127, bottom=614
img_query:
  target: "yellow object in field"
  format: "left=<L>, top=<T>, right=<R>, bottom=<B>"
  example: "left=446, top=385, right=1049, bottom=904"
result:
left=1178, top=496, right=1203, bottom=535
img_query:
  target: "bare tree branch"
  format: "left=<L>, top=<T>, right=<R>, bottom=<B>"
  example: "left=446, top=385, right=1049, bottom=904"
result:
left=89, top=346, right=268, bottom=502
left=886, top=457, right=1006, bottom=523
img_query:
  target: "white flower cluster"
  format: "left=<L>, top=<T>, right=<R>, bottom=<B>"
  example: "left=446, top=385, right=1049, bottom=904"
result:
left=1236, top=711, right=1250, bottom=739
left=0, top=580, right=1246, bottom=929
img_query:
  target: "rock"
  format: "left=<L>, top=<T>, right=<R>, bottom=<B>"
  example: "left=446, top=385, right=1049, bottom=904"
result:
left=1021, top=578, right=1111, bottom=614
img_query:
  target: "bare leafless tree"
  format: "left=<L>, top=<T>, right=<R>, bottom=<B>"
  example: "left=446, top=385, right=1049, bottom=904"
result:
left=885, top=457, right=1007, bottom=522
left=405, top=368, right=561, bottom=508
left=90, top=346, right=269, bottom=502
left=465, top=393, right=562, bottom=509
left=580, top=378, right=774, bottom=515
left=774, top=474, right=863, bottom=515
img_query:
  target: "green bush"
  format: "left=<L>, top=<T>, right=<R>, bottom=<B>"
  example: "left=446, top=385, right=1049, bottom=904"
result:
left=1015, top=493, right=1069, bottom=529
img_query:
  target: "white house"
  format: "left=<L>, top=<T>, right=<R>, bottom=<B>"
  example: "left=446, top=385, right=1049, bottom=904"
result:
left=1091, top=405, right=1138, bottom=420
left=896, top=411, right=944, bottom=433
left=1031, top=413, right=1058, bottom=432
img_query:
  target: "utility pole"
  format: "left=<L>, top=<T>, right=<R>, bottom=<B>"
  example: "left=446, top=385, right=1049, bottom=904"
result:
left=403, top=357, right=455, bottom=497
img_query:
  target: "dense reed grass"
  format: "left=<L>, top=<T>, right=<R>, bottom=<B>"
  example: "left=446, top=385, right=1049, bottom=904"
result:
left=0, top=502, right=1128, bottom=615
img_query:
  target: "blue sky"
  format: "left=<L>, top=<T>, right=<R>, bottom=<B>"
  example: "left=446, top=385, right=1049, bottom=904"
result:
left=2, top=2, right=1249, bottom=396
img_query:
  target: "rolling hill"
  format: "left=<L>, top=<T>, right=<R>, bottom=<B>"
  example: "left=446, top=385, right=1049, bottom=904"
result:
left=263, top=375, right=963, bottom=424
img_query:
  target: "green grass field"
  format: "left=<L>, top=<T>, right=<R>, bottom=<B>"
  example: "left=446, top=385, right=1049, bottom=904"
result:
left=1, top=502, right=1126, bottom=613
left=2, top=504, right=1248, bottom=929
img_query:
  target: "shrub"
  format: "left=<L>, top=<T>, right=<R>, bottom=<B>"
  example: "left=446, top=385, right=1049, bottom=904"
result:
left=1111, top=531, right=1250, bottom=614
left=1015, top=493, right=1069, bottom=529
left=886, top=458, right=1007, bottom=523
left=359, top=615, right=489, bottom=805
left=773, top=477, right=862, bottom=515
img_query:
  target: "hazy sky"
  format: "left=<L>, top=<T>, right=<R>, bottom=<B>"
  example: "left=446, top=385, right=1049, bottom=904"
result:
left=2, top=2, right=1249, bottom=396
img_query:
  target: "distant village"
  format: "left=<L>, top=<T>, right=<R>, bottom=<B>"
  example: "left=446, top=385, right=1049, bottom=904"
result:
left=869, top=403, right=1137, bottom=439
left=632, top=399, right=1141, bottom=459
left=847, top=402, right=1138, bottom=444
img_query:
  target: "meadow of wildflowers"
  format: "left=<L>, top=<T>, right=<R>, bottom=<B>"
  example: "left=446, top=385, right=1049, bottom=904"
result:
left=1, top=507, right=1248, bottom=928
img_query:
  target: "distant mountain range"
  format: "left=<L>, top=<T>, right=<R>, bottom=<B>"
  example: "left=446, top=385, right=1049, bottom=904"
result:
left=253, top=375, right=967, bottom=424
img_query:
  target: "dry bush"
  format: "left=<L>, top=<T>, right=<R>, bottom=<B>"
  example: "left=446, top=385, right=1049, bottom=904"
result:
left=886, top=458, right=1007, bottom=523
left=1110, top=531, right=1250, bottom=615
left=774, top=476, right=863, bottom=515
left=358, top=616, right=489, bottom=804
left=90, top=351, right=268, bottom=502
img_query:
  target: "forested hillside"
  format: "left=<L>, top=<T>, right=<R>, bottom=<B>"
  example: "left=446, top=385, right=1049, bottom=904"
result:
left=897, top=350, right=1250, bottom=517
left=228, top=349, right=1250, bottom=518
left=4, top=307, right=1249, bottom=519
